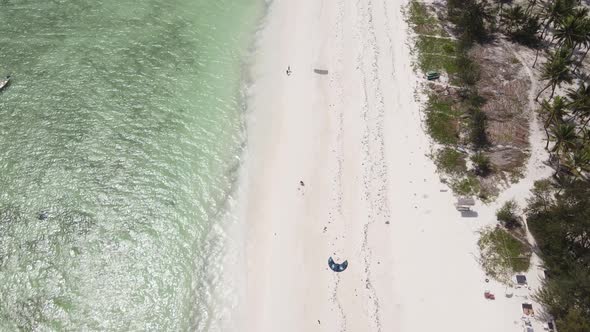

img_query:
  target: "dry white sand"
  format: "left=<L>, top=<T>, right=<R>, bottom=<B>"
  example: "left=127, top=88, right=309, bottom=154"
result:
left=238, top=0, right=553, bottom=331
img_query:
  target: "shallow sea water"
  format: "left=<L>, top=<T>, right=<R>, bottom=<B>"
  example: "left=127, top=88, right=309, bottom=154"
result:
left=0, top=0, right=261, bottom=330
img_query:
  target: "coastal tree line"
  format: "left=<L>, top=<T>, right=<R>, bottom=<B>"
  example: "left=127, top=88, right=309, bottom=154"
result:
left=445, top=0, right=590, bottom=329
left=519, top=2, right=590, bottom=330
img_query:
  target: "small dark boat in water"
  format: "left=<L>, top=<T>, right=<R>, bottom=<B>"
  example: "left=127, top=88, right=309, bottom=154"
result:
left=0, top=75, right=11, bottom=91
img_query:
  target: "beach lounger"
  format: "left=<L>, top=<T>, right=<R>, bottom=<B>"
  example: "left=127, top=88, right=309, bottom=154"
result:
left=455, top=196, right=475, bottom=211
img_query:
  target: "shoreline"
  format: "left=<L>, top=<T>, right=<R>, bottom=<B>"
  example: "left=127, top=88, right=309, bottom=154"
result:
left=237, top=0, right=553, bottom=331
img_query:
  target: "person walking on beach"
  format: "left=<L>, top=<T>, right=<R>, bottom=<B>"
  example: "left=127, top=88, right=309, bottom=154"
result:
left=286, top=65, right=292, bottom=76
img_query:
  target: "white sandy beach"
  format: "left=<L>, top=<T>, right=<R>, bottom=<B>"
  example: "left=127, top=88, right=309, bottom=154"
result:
left=239, top=0, right=552, bottom=331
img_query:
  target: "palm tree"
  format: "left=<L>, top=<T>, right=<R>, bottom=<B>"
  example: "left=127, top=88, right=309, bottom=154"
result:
left=539, top=0, right=576, bottom=40
left=536, top=48, right=574, bottom=101
left=540, top=96, right=569, bottom=148
left=547, top=122, right=577, bottom=175
left=566, top=81, right=590, bottom=124
left=549, top=122, right=578, bottom=156
left=552, top=15, right=585, bottom=50
left=534, top=0, right=578, bottom=67
left=513, top=15, right=542, bottom=45
left=582, top=124, right=590, bottom=146
left=471, top=151, right=492, bottom=176
left=501, top=5, right=526, bottom=34
left=501, top=5, right=541, bottom=45
left=572, top=6, right=589, bottom=20
left=565, top=144, right=590, bottom=179
left=495, top=0, right=513, bottom=21
left=551, top=170, right=574, bottom=193
left=524, top=0, right=538, bottom=16
left=571, top=18, right=590, bottom=71
left=458, top=0, right=493, bottom=43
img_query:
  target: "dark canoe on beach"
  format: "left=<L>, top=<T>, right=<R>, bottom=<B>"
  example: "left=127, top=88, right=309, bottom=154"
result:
left=0, top=76, right=11, bottom=91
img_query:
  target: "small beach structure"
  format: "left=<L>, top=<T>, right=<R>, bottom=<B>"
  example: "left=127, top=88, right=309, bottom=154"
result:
left=313, top=69, right=329, bottom=75
left=0, top=75, right=10, bottom=91
left=484, top=290, right=495, bottom=300
left=328, top=257, right=348, bottom=272
left=455, top=196, right=475, bottom=211
left=522, top=303, right=534, bottom=316
left=426, top=71, right=440, bottom=80
left=515, top=274, right=528, bottom=286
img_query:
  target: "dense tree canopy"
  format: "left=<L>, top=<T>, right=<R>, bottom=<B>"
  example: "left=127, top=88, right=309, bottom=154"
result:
left=486, top=0, right=590, bottom=328
left=447, top=0, right=492, bottom=43
left=527, top=180, right=590, bottom=325
left=441, top=2, right=590, bottom=326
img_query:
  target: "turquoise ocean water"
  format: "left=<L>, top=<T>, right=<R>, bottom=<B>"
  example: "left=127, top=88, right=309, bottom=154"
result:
left=0, top=0, right=262, bottom=330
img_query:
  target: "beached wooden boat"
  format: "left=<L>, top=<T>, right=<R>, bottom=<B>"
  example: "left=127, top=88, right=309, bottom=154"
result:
left=0, top=76, right=10, bottom=91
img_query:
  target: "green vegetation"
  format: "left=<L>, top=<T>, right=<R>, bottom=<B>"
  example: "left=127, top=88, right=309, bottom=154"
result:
left=527, top=179, right=590, bottom=327
left=425, top=96, right=460, bottom=145
left=407, top=1, right=447, bottom=36
left=407, top=0, right=493, bottom=199
left=469, top=108, right=488, bottom=149
left=555, top=309, right=590, bottom=332
left=435, top=147, right=467, bottom=175
left=536, top=48, right=574, bottom=100
left=455, top=50, right=480, bottom=86
left=478, top=227, right=532, bottom=282
left=411, top=0, right=590, bottom=326
left=416, top=36, right=459, bottom=75
left=451, top=175, right=479, bottom=195
left=508, top=165, right=527, bottom=184
left=410, top=1, right=487, bottom=87
left=526, top=4, right=590, bottom=319
left=500, top=4, right=541, bottom=46
left=517, top=1, right=590, bottom=326
left=496, top=199, right=521, bottom=229
left=447, top=0, right=491, bottom=44
left=416, top=36, right=456, bottom=54
left=471, top=151, right=491, bottom=176
left=408, top=2, right=459, bottom=78
left=536, top=81, right=590, bottom=179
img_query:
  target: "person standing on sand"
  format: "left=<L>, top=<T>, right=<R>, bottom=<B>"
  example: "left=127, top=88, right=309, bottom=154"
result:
left=286, top=65, right=292, bottom=76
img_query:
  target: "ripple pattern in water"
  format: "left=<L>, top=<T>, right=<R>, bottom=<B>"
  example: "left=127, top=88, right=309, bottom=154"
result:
left=0, top=0, right=261, bottom=330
